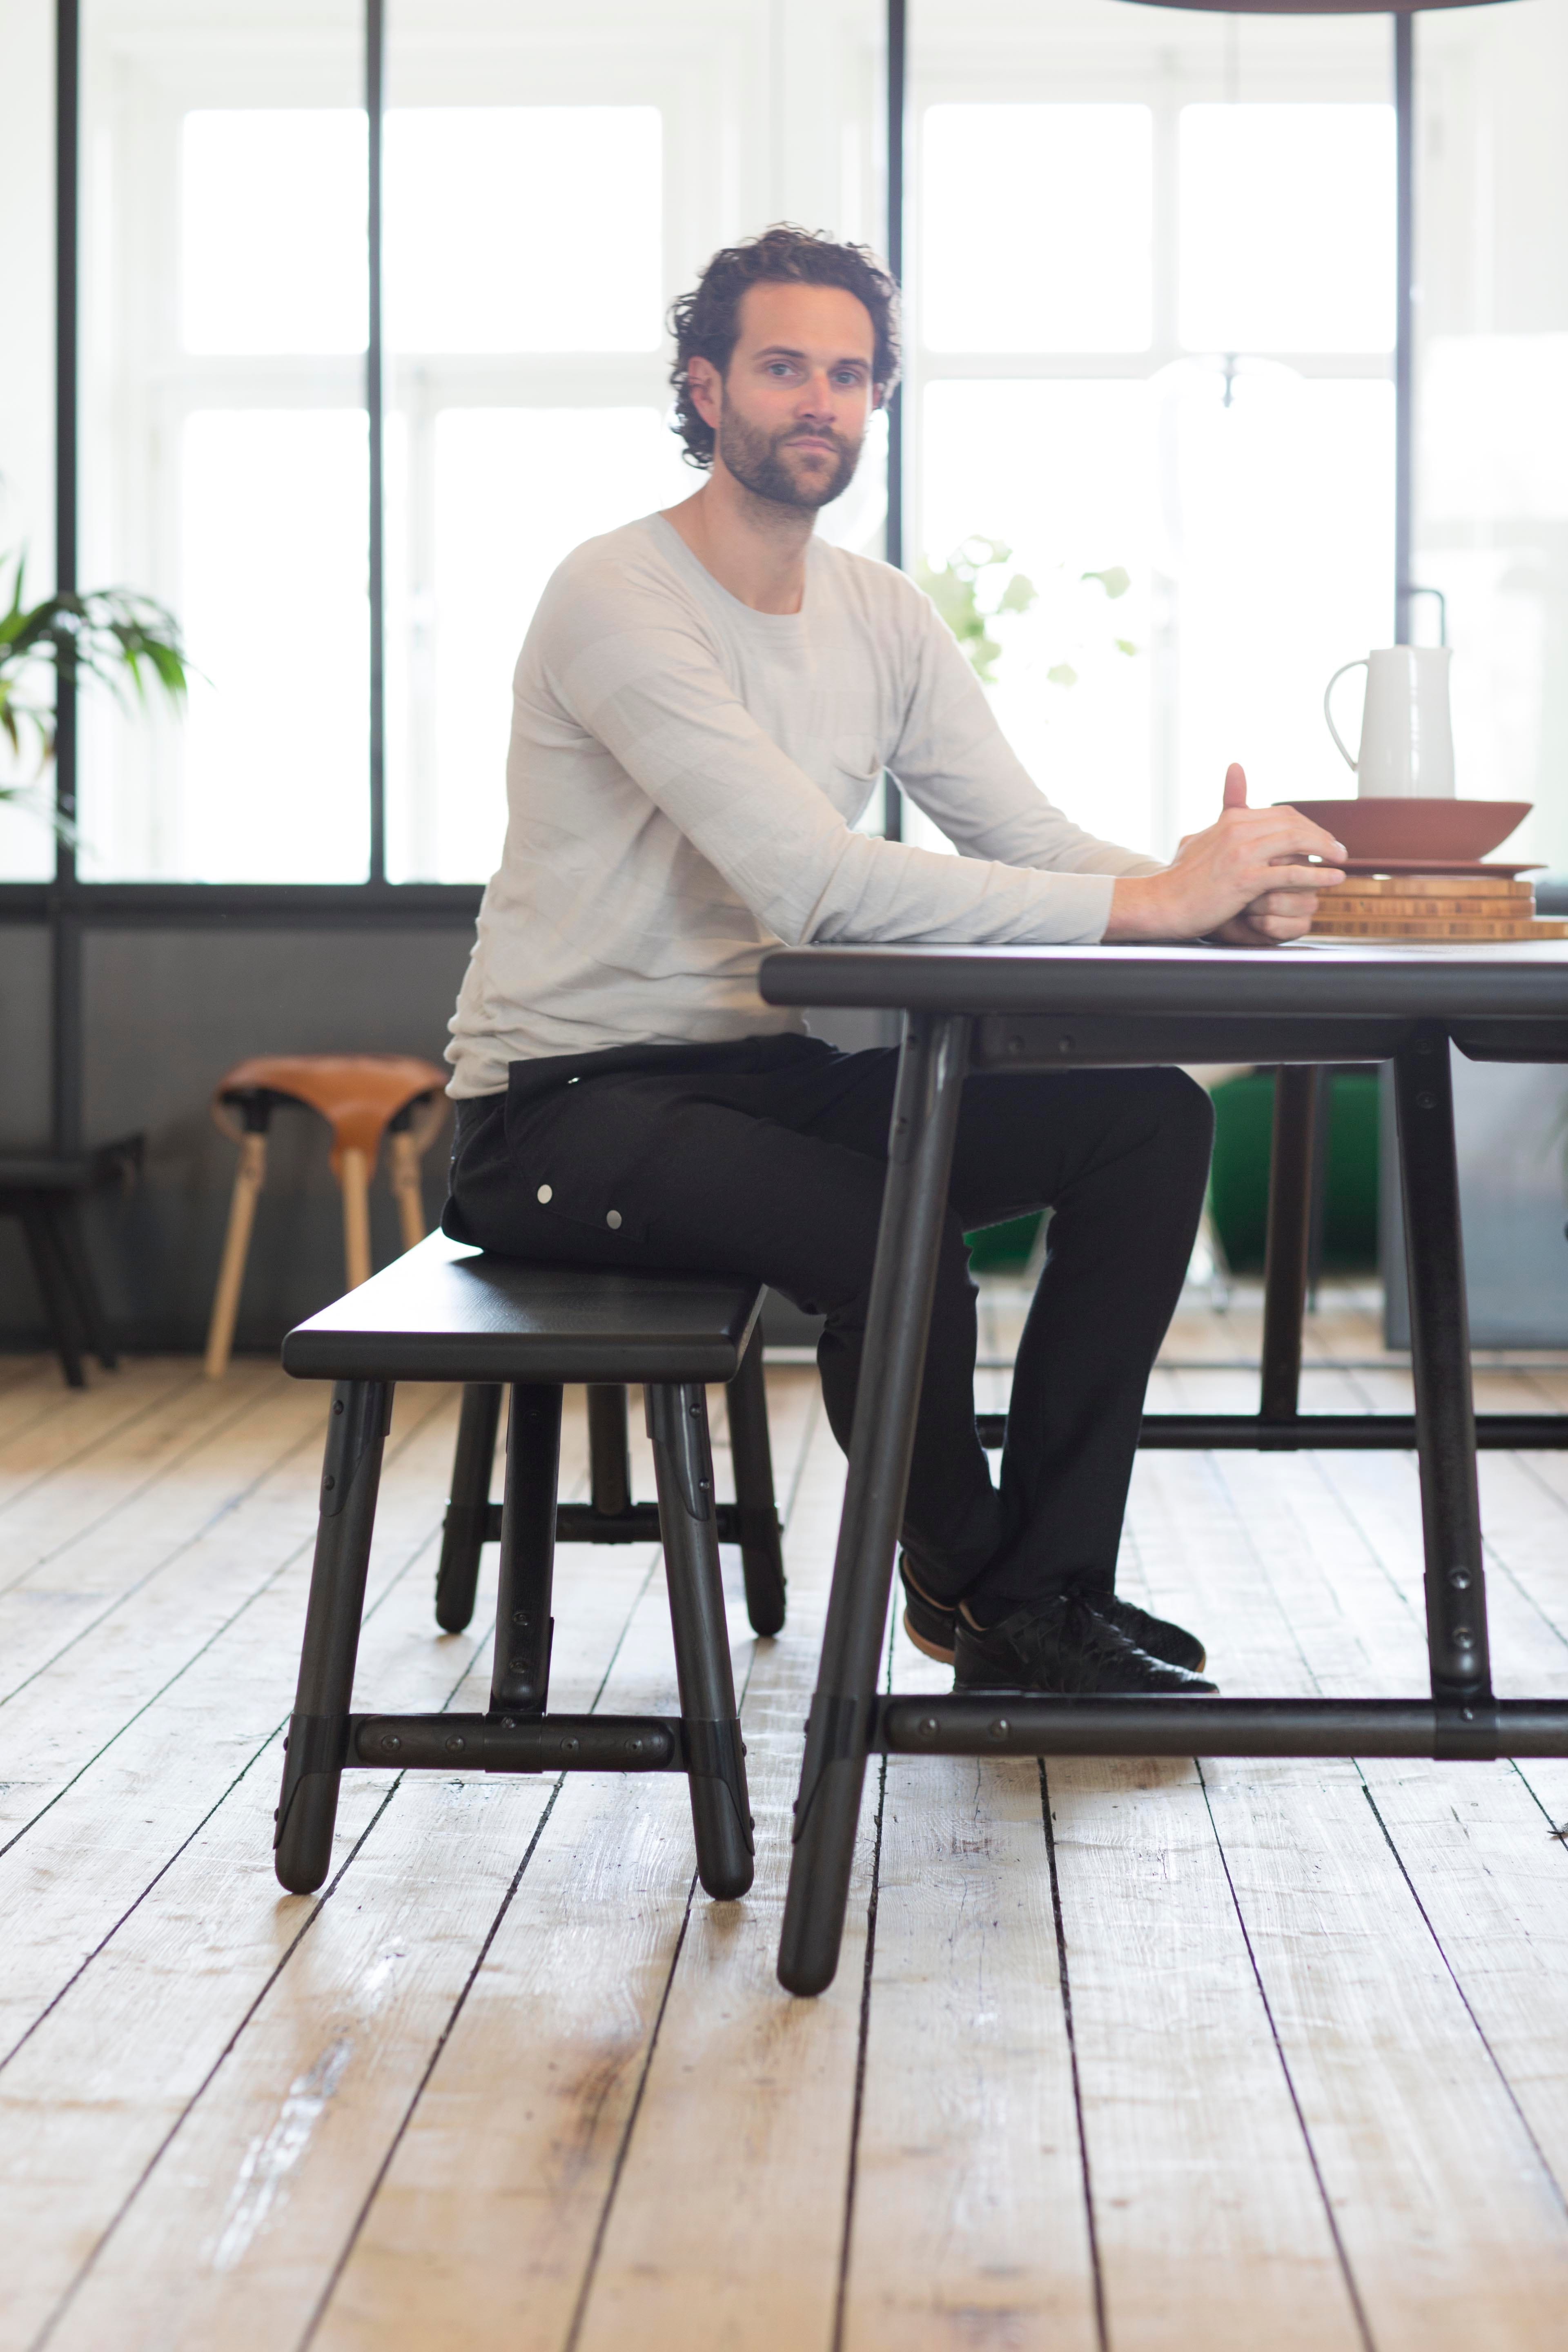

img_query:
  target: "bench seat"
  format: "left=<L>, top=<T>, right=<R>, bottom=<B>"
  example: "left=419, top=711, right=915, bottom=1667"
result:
left=282, top=1230, right=765, bottom=1387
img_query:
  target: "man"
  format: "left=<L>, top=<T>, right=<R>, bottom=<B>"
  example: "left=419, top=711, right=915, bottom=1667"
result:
left=443, top=226, right=1344, bottom=1698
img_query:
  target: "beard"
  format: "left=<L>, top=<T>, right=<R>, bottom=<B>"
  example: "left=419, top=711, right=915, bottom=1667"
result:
left=715, top=403, right=862, bottom=511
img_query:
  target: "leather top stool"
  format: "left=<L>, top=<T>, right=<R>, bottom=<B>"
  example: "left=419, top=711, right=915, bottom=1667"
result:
left=205, top=1054, right=448, bottom=1379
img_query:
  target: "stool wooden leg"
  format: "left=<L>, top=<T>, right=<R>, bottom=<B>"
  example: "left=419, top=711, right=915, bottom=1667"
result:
left=647, top=1381, right=753, bottom=1901
left=275, top=1380, right=391, bottom=1894
left=388, top=1129, right=427, bottom=1255
left=586, top=1384, right=632, bottom=1518
left=726, top=1335, right=786, bottom=1637
left=435, top=1382, right=503, bottom=1633
left=205, top=1132, right=267, bottom=1379
left=490, top=1384, right=562, bottom=1715
left=339, top=1146, right=372, bottom=1290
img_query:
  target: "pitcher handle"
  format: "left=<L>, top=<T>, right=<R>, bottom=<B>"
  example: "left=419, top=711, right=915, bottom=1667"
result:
left=1323, top=659, right=1367, bottom=773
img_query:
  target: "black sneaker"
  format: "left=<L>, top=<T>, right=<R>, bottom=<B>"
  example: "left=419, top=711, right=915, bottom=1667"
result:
left=1096, top=1594, right=1207, bottom=1677
left=902, top=1557, right=1207, bottom=1678
left=954, top=1594, right=1218, bottom=1696
left=899, top=1556, right=958, bottom=1664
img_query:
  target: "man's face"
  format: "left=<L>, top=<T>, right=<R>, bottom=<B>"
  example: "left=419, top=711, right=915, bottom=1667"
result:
left=695, top=280, right=878, bottom=512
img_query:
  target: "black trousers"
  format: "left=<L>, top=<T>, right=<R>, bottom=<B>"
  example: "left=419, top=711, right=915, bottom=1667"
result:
left=444, top=1034, right=1213, bottom=1622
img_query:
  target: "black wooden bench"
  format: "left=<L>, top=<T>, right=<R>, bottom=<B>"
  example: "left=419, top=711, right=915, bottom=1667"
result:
left=272, top=1232, right=787, bottom=1905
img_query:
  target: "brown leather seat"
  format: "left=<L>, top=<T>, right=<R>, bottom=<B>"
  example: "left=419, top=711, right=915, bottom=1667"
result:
left=205, top=1052, right=449, bottom=1379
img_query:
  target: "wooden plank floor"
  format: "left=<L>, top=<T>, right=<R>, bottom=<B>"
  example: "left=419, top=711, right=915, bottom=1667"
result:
left=5, top=1293, right=1568, bottom=2350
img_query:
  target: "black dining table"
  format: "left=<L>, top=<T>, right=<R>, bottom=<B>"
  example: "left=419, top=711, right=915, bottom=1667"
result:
left=757, top=938, right=1568, bottom=1996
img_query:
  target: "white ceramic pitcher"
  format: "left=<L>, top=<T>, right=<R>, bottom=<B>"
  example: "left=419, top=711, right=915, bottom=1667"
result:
left=1323, top=645, right=1455, bottom=798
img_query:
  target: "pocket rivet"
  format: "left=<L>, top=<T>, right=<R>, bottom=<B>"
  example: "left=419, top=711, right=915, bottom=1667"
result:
left=536, top=1184, right=552, bottom=1203
left=606, top=1209, right=622, bottom=1230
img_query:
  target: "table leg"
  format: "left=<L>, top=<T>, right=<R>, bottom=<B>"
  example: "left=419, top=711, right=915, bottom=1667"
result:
left=1259, top=1065, right=1319, bottom=1423
left=777, top=1011, right=971, bottom=1996
left=1394, top=1027, right=1492, bottom=1704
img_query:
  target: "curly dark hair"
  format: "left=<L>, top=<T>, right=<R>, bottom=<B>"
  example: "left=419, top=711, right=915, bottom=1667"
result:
left=668, top=224, right=902, bottom=470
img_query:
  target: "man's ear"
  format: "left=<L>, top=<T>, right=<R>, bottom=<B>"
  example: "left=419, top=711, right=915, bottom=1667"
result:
left=687, top=356, right=723, bottom=432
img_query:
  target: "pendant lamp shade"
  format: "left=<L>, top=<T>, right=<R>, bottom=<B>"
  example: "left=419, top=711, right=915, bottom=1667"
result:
left=1125, top=0, right=1510, bottom=11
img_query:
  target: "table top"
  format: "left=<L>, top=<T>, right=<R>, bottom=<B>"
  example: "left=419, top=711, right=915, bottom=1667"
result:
left=759, top=940, right=1568, bottom=1022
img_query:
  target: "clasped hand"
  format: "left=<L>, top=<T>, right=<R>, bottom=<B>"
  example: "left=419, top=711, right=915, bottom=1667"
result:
left=1105, top=764, right=1345, bottom=947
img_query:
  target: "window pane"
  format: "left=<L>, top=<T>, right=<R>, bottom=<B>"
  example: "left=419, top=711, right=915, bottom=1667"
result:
left=1414, top=0, right=1568, bottom=871
left=920, top=371, right=1392, bottom=857
left=921, top=381, right=1156, bottom=851
left=385, top=109, right=662, bottom=354
left=1179, top=104, right=1395, bottom=354
left=385, top=407, right=690, bottom=884
left=80, top=0, right=367, bottom=878
left=172, top=412, right=369, bottom=882
left=922, top=105, right=1153, bottom=354
left=181, top=111, right=368, bottom=355
left=1159, top=366, right=1393, bottom=841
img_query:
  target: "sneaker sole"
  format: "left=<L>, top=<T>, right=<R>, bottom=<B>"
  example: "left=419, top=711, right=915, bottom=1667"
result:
left=903, top=1607, right=956, bottom=1666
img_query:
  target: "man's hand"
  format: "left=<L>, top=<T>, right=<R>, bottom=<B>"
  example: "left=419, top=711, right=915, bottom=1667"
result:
left=1105, top=764, right=1345, bottom=947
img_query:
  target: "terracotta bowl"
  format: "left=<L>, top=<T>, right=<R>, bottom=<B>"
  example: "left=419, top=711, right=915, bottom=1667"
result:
left=1278, top=798, right=1532, bottom=865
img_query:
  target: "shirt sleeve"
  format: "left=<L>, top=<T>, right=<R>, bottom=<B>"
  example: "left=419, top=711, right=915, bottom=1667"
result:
left=539, top=554, right=1149, bottom=949
left=890, top=587, right=1165, bottom=880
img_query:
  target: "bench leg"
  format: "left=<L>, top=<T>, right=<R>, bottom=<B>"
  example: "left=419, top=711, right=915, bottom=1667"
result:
left=275, top=1380, right=390, bottom=1893
left=19, top=1200, right=86, bottom=1389
left=726, top=1334, right=786, bottom=1637
left=648, top=1381, right=754, bottom=1900
left=490, top=1383, right=561, bottom=1716
left=587, top=1384, right=633, bottom=1518
left=51, top=1200, right=117, bottom=1372
left=435, top=1382, right=503, bottom=1633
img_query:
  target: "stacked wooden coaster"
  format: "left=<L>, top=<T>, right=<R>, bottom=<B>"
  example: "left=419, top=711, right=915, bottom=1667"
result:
left=1310, top=871, right=1568, bottom=941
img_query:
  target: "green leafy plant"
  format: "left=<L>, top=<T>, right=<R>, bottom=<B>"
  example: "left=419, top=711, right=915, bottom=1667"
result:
left=0, top=551, right=189, bottom=839
left=917, top=535, right=1037, bottom=685
left=918, top=536, right=1138, bottom=691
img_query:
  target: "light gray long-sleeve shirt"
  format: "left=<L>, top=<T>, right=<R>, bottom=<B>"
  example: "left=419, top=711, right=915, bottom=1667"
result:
left=445, top=512, right=1162, bottom=1096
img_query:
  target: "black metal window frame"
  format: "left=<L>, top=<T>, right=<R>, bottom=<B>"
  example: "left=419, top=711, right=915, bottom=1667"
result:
left=8, top=0, right=1414, bottom=1155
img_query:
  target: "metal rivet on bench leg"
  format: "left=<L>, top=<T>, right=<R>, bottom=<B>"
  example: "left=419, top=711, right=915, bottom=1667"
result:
left=381, top=1734, right=401, bottom=1752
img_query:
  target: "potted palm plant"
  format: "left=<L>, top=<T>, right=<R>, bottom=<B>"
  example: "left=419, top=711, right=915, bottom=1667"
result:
left=0, top=551, right=189, bottom=840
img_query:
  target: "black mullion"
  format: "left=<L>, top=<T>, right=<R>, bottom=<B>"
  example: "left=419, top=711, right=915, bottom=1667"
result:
left=1393, top=11, right=1414, bottom=647
left=366, top=0, right=387, bottom=883
left=52, top=0, right=82, bottom=1154
left=882, top=0, right=906, bottom=844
